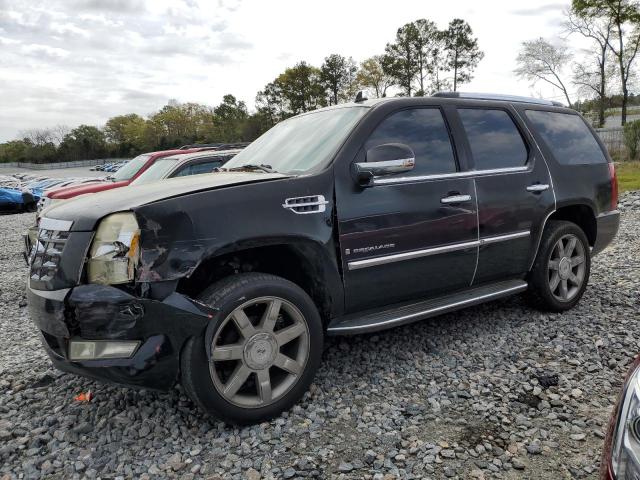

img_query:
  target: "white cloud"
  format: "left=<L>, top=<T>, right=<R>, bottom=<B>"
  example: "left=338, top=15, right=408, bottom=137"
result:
left=21, top=43, right=70, bottom=59
left=0, top=0, right=595, bottom=141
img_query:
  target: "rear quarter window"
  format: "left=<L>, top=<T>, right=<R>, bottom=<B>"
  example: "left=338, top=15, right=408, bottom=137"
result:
left=458, top=108, right=528, bottom=170
left=525, top=110, right=607, bottom=165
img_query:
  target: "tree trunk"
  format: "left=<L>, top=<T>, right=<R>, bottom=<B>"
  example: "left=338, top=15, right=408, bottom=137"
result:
left=616, top=21, right=628, bottom=125
left=453, top=49, right=459, bottom=92
left=598, top=43, right=607, bottom=128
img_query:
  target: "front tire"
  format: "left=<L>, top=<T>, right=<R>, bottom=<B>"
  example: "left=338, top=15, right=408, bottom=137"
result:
left=181, top=273, right=323, bottom=425
left=527, top=220, right=591, bottom=312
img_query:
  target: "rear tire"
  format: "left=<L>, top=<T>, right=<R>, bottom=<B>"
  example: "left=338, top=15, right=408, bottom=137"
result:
left=527, top=220, right=591, bottom=312
left=181, top=273, right=323, bottom=425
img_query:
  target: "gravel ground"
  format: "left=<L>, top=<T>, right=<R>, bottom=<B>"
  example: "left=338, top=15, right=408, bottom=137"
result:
left=1, top=194, right=639, bottom=480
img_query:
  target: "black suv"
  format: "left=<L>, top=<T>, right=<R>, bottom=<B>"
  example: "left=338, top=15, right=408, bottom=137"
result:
left=27, top=93, right=619, bottom=424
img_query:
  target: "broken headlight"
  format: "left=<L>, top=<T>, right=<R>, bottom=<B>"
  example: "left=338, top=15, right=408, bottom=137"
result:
left=87, top=212, right=140, bottom=285
left=610, top=360, right=640, bottom=479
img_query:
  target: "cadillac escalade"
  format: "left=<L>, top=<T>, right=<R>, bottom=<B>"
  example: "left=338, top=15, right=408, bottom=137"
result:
left=27, top=93, right=620, bottom=424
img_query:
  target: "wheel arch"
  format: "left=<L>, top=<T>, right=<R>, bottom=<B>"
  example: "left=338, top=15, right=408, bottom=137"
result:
left=529, top=203, right=597, bottom=271
left=176, top=237, right=344, bottom=326
left=548, top=203, right=597, bottom=246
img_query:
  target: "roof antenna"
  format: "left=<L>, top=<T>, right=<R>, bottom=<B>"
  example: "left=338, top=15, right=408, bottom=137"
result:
left=354, top=90, right=368, bottom=103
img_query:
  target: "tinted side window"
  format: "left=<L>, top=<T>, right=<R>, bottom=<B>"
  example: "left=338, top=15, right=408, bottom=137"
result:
left=365, top=108, right=456, bottom=176
left=174, top=160, right=222, bottom=177
left=458, top=109, right=528, bottom=169
left=525, top=110, right=607, bottom=165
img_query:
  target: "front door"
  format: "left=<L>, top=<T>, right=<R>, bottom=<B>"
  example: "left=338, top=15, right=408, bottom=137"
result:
left=335, top=106, right=479, bottom=312
left=454, top=106, right=554, bottom=285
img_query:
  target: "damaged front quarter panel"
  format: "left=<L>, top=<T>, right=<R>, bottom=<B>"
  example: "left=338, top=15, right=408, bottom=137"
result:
left=135, top=207, right=208, bottom=282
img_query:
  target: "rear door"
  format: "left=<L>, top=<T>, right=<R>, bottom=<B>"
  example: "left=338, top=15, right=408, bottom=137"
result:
left=454, top=105, right=554, bottom=284
left=335, top=105, right=479, bottom=312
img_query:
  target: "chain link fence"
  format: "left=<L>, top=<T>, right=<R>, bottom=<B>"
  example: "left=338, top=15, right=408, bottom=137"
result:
left=595, top=127, right=625, bottom=158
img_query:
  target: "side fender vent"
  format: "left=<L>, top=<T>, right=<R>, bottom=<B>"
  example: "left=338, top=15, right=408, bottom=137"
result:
left=282, top=195, right=329, bottom=215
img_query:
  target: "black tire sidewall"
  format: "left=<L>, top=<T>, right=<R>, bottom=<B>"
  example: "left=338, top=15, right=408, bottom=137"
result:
left=529, top=221, right=591, bottom=312
left=182, top=273, right=323, bottom=425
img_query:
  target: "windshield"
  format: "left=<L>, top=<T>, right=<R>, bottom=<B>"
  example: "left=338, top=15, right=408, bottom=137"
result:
left=224, top=106, right=368, bottom=174
left=130, top=157, right=180, bottom=185
left=111, top=154, right=152, bottom=181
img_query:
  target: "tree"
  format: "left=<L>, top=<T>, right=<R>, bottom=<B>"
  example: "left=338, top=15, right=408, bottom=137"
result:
left=104, top=114, right=144, bottom=144
left=573, top=0, right=640, bottom=124
left=442, top=18, right=484, bottom=91
left=428, top=35, right=453, bottom=93
left=384, top=22, right=420, bottom=95
left=256, top=81, right=287, bottom=127
left=515, top=38, right=574, bottom=107
left=411, top=19, right=441, bottom=95
left=274, top=62, right=326, bottom=115
left=0, top=140, right=30, bottom=163
left=356, top=56, right=395, bottom=98
left=59, top=125, right=107, bottom=161
left=19, top=128, right=55, bottom=147
left=320, top=54, right=358, bottom=105
left=50, top=125, right=70, bottom=146
left=213, top=94, right=249, bottom=142
left=383, top=20, right=441, bottom=96
left=565, top=9, right=615, bottom=127
left=623, top=119, right=640, bottom=158
left=104, top=114, right=146, bottom=155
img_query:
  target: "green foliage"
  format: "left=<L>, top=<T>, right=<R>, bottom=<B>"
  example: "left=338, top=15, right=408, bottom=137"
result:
left=59, top=125, right=107, bottom=161
left=383, top=22, right=421, bottom=96
left=320, top=54, right=358, bottom=105
left=255, top=62, right=327, bottom=126
left=624, top=120, right=640, bottom=159
left=443, top=18, right=484, bottom=91
left=104, top=114, right=146, bottom=156
left=381, top=18, right=483, bottom=96
left=356, top=56, right=394, bottom=98
left=0, top=140, right=30, bottom=163
left=213, top=95, right=249, bottom=142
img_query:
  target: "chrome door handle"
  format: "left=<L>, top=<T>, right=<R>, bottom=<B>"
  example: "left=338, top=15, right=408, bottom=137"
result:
left=526, top=184, right=550, bottom=192
left=441, top=194, right=472, bottom=204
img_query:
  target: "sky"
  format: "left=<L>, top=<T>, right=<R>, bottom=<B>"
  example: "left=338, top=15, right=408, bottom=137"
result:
left=0, top=0, right=586, bottom=142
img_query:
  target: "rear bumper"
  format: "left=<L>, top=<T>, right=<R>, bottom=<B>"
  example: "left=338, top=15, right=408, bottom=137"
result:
left=593, top=210, right=620, bottom=256
left=27, top=283, right=213, bottom=391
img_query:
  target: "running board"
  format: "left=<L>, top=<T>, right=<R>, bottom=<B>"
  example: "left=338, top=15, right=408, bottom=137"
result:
left=327, top=279, right=528, bottom=335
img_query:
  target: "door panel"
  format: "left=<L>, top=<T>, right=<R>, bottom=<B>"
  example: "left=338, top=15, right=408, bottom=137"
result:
left=455, top=107, right=554, bottom=284
left=473, top=170, right=552, bottom=283
left=335, top=106, right=478, bottom=313
left=338, top=178, right=478, bottom=311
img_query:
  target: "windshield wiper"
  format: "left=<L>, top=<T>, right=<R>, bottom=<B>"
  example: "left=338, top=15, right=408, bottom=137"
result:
left=225, top=164, right=276, bottom=173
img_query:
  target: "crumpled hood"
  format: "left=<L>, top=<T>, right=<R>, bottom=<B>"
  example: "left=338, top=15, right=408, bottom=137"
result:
left=42, top=172, right=288, bottom=231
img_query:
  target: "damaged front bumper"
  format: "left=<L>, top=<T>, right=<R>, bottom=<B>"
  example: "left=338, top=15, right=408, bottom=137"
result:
left=27, top=283, right=212, bottom=391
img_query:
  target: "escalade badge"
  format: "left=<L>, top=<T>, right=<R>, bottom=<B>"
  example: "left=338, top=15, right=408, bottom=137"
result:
left=348, top=243, right=395, bottom=255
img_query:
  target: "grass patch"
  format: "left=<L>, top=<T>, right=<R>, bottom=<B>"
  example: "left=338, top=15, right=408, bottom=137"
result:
left=616, top=161, right=640, bottom=192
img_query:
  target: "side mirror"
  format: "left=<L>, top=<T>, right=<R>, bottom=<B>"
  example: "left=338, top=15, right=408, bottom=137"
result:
left=354, top=143, right=415, bottom=187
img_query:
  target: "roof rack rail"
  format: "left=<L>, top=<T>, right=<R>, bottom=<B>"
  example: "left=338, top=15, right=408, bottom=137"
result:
left=432, top=91, right=565, bottom=107
left=179, top=142, right=251, bottom=150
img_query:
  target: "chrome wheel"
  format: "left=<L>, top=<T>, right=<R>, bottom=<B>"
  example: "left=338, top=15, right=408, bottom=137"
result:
left=548, top=233, right=586, bottom=302
left=209, top=296, right=310, bottom=408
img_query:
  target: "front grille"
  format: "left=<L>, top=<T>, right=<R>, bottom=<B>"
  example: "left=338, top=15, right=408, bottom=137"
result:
left=30, top=229, right=69, bottom=282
